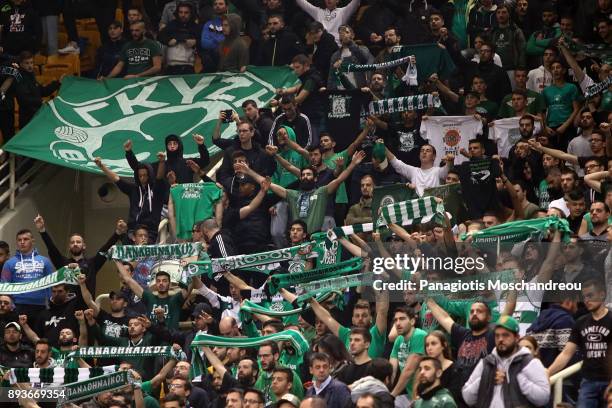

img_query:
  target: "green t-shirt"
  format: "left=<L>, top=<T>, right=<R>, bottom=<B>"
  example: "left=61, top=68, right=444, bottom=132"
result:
left=338, top=324, right=386, bottom=358
left=274, top=149, right=308, bottom=187
left=279, top=349, right=303, bottom=373
left=497, top=89, right=546, bottom=118
left=286, top=186, right=330, bottom=233
left=323, top=150, right=348, bottom=204
left=543, top=82, right=580, bottom=127
left=171, top=182, right=223, bottom=239
left=140, top=381, right=162, bottom=408
left=120, top=39, right=162, bottom=75
left=583, top=212, right=612, bottom=232
left=142, top=290, right=185, bottom=330
left=391, top=328, right=427, bottom=393
left=51, top=348, right=79, bottom=368
left=459, top=96, right=499, bottom=117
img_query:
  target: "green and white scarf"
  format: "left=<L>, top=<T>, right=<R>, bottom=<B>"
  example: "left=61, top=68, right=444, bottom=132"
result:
left=366, top=94, right=441, bottom=116
left=268, top=257, right=363, bottom=295
left=190, top=330, right=309, bottom=380
left=460, top=216, right=571, bottom=245
left=68, top=345, right=183, bottom=360
left=186, top=242, right=316, bottom=278
left=9, top=365, right=118, bottom=385
left=62, top=370, right=132, bottom=405
left=329, top=223, right=375, bottom=240
left=380, top=197, right=445, bottom=228
left=563, top=35, right=612, bottom=65
left=240, top=291, right=337, bottom=317
left=0, top=266, right=80, bottom=295
left=295, top=272, right=376, bottom=303
left=104, top=243, right=203, bottom=261
left=340, top=55, right=412, bottom=73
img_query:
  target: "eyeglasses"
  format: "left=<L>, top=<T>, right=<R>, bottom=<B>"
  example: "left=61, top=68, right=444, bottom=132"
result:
left=169, top=383, right=184, bottom=388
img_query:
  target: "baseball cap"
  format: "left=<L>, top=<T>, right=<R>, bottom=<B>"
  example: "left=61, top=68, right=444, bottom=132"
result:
left=5, top=322, right=21, bottom=332
left=495, top=315, right=519, bottom=334
left=109, top=290, right=128, bottom=301
left=277, top=394, right=300, bottom=408
left=192, top=303, right=213, bottom=318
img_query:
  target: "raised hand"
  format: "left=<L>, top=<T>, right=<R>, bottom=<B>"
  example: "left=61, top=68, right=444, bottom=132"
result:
left=74, top=310, right=85, bottom=321
left=261, top=177, right=271, bottom=192
left=265, top=145, right=278, bottom=156
left=352, top=150, right=366, bottom=165
left=94, top=157, right=102, bottom=167
left=157, top=151, right=166, bottom=162
left=193, top=133, right=205, bottom=145
left=186, top=160, right=201, bottom=174
left=18, top=314, right=27, bottom=327
left=116, top=219, right=128, bottom=235
left=34, top=214, right=45, bottom=232
left=124, top=139, right=132, bottom=151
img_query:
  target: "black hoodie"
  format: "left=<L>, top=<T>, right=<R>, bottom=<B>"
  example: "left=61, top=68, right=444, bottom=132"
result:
left=127, top=134, right=211, bottom=185
left=116, top=161, right=165, bottom=239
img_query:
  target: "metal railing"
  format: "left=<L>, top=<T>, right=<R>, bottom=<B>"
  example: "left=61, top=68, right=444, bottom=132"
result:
left=0, top=151, right=46, bottom=211
left=550, top=361, right=583, bottom=405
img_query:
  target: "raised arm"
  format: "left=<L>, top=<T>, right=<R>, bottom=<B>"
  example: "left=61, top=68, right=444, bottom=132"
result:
left=240, top=177, right=271, bottom=219
left=425, top=298, right=455, bottom=333
left=114, top=260, right=144, bottom=298
left=285, top=137, right=310, bottom=161
left=429, top=74, right=459, bottom=103
left=267, top=146, right=301, bottom=178
left=347, top=119, right=373, bottom=157
left=201, top=346, right=227, bottom=377
left=308, top=297, right=342, bottom=337
left=236, top=162, right=287, bottom=199
left=75, top=310, right=88, bottom=347
left=123, top=140, right=139, bottom=172
left=78, top=274, right=100, bottom=316
left=326, top=150, right=366, bottom=194
left=148, top=345, right=180, bottom=389
left=527, top=139, right=578, bottom=165
left=18, top=315, right=39, bottom=344
left=94, top=157, right=120, bottom=182
left=168, top=193, right=177, bottom=240
left=584, top=170, right=610, bottom=193
left=558, top=39, right=585, bottom=84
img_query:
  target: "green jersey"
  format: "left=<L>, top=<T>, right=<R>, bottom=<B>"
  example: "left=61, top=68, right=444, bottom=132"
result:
left=497, top=89, right=546, bottom=118
left=255, top=367, right=304, bottom=404
left=142, top=290, right=185, bottom=330
left=323, top=150, right=348, bottom=204
left=391, top=328, right=427, bottom=393
left=338, top=324, right=387, bottom=358
left=286, top=186, right=330, bottom=232
left=274, top=148, right=308, bottom=187
left=170, top=183, right=223, bottom=239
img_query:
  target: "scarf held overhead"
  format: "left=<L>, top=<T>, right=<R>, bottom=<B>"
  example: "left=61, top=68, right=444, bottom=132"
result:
left=379, top=196, right=445, bottom=228
left=8, top=365, right=118, bottom=385
left=62, top=370, right=132, bottom=405
left=104, top=243, right=203, bottom=261
left=365, top=94, right=441, bottom=116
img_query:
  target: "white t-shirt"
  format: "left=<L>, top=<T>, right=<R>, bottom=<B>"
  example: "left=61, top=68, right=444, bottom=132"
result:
left=527, top=66, right=553, bottom=94
left=497, top=276, right=544, bottom=336
left=491, top=117, right=542, bottom=158
left=389, top=158, right=449, bottom=196
left=420, top=116, right=483, bottom=167
left=295, top=0, right=361, bottom=45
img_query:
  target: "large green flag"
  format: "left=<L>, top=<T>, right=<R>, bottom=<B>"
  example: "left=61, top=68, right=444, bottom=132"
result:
left=3, top=67, right=298, bottom=176
left=371, top=183, right=417, bottom=228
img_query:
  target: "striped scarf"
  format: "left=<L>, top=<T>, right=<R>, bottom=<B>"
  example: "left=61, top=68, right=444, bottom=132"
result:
left=380, top=197, right=445, bottom=228
left=365, top=94, right=441, bottom=116
left=340, top=55, right=412, bottom=73
left=64, top=370, right=132, bottom=404
left=104, top=243, right=203, bottom=262
left=268, top=257, right=363, bottom=295
left=68, top=345, right=182, bottom=360
left=190, top=330, right=309, bottom=380
left=563, top=35, right=612, bottom=65
left=240, top=291, right=337, bottom=317
left=329, top=223, right=374, bottom=240
left=9, top=365, right=118, bottom=385
left=295, top=273, right=376, bottom=303
left=585, top=75, right=612, bottom=98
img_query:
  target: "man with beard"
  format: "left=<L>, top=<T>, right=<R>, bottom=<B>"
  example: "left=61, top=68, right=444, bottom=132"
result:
left=0, top=295, right=17, bottom=329
left=328, top=25, right=373, bottom=90
left=529, top=132, right=607, bottom=175
left=238, top=150, right=365, bottom=233
left=259, top=14, right=304, bottom=67
left=414, top=357, right=457, bottom=408
left=546, top=168, right=580, bottom=218
left=34, top=216, right=126, bottom=298
left=547, top=279, right=612, bottom=407
left=78, top=274, right=129, bottom=339
left=389, top=306, right=426, bottom=399
left=158, top=2, right=200, bottom=75
left=85, top=311, right=160, bottom=380
left=306, top=21, right=338, bottom=83
left=33, top=339, right=55, bottom=368
left=116, top=262, right=202, bottom=331
left=256, top=341, right=304, bottom=404
left=336, top=327, right=373, bottom=386
left=168, top=375, right=211, bottom=408
left=366, top=72, right=387, bottom=101
left=242, top=100, right=274, bottom=148
left=374, top=26, right=401, bottom=64
left=106, top=21, right=162, bottom=78
left=426, top=299, right=495, bottom=408
left=462, top=316, right=550, bottom=408
left=345, top=175, right=374, bottom=225
left=0, top=322, right=33, bottom=368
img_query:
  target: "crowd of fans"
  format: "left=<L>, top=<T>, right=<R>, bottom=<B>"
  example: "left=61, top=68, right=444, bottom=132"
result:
left=0, top=0, right=612, bottom=407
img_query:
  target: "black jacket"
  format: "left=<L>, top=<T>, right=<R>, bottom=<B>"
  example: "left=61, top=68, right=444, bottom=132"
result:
left=259, top=27, right=304, bottom=66
left=36, top=294, right=81, bottom=348
left=39, top=230, right=121, bottom=296
left=461, top=60, right=512, bottom=105
left=116, top=161, right=165, bottom=237
left=0, top=343, right=34, bottom=368
left=14, top=69, right=59, bottom=126
left=158, top=16, right=201, bottom=44
left=268, top=111, right=313, bottom=148
left=126, top=134, right=210, bottom=186
left=215, top=140, right=276, bottom=193
left=94, top=38, right=126, bottom=78
left=308, top=30, right=338, bottom=83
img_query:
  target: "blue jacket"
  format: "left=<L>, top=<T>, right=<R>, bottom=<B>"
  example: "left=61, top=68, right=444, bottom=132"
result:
left=305, top=378, right=351, bottom=408
left=1, top=249, right=54, bottom=306
left=526, top=304, right=577, bottom=367
left=200, top=16, right=224, bottom=50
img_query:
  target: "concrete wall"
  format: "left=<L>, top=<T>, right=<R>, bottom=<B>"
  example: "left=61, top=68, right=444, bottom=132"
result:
left=0, top=166, right=130, bottom=297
